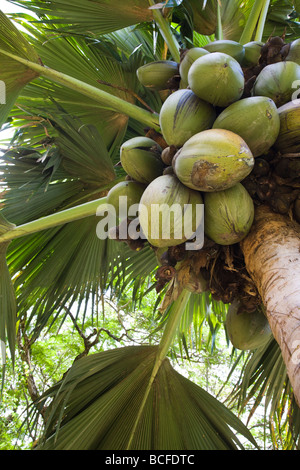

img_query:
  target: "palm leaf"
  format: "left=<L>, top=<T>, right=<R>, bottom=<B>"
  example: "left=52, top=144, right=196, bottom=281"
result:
left=0, top=214, right=17, bottom=364
left=229, top=338, right=300, bottom=449
left=42, top=111, right=116, bottom=186
left=8, top=0, right=154, bottom=36
left=33, top=344, right=258, bottom=450
left=262, top=0, right=300, bottom=41
left=0, top=109, right=119, bottom=334
left=0, top=13, right=160, bottom=133
left=1, top=110, right=116, bottom=219
left=6, top=27, right=162, bottom=154
left=183, top=0, right=256, bottom=40
left=0, top=10, right=40, bottom=126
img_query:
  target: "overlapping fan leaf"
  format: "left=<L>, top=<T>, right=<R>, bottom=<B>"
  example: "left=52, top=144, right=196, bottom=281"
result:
left=0, top=10, right=41, bottom=126
left=34, top=345, right=258, bottom=450
left=7, top=0, right=154, bottom=36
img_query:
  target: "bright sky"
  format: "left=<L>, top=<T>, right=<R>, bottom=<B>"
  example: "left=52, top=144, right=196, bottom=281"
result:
left=0, top=0, right=28, bottom=14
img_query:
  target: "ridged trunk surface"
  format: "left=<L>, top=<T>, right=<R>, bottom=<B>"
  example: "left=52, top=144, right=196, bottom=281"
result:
left=241, top=205, right=300, bottom=406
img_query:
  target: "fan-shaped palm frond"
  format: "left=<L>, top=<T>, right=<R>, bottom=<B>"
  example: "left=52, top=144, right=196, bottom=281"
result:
left=182, top=0, right=256, bottom=40
left=0, top=10, right=40, bottom=126
left=182, top=0, right=300, bottom=43
left=0, top=215, right=17, bottom=363
left=8, top=0, right=154, bottom=36
left=0, top=13, right=161, bottom=140
left=5, top=26, right=164, bottom=158
left=0, top=118, right=114, bottom=334
left=7, top=27, right=155, bottom=144
left=177, top=291, right=228, bottom=358
left=33, top=344, right=258, bottom=450
left=0, top=105, right=162, bottom=339
left=262, top=0, right=300, bottom=41
left=226, top=338, right=300, bottom=449
left=8, top=0, right=182, bottom=61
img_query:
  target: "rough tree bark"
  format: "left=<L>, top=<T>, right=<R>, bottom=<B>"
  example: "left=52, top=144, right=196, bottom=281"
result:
left=241, top=205, right=300, bottom=406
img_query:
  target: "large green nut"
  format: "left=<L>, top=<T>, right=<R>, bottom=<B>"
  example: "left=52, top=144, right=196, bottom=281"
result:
left=213, top=96, right=280, bottom=157
left=107, top=180, right=146, bottom=219
left=274, top=100, right=300, bottom=154
left=241, top=41, right=263, bottom=67
left=226, top=300, right=272, bottom=351
left=203, top=183, right=254, bottom=246
left=120, top=137, right=164, bottom=184
left=159, top=89, right=216, bottom=147
left=203, top=40, right=245, bottom=63
left=252, top=61, right=300, bottom=107
left=136, top=60, right=178, bottom=90
left=179, top=47, right=210, bottom=85
left=139, top=174, right=204, bottom=248
left=173, top=129, right=254, bottom=192
left=285, top=38, right=300, bottom=65
left=188, top=52, right=245, bottom=107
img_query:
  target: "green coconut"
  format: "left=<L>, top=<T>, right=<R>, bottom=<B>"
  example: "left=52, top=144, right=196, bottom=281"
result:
left=274, top=100, right=300, bottom=154
left=107, top=181, right=146, bottom=219
left=188, top=52, right=245, bottom=107
left=179, top=47, right=210, bottom=85
left=204, top=39, right=245, bottom=63
left=203, top=183, right=254, bottom=245
left=136, top=60, right=178, bottom=90
left=138, top=175, right=204, bottom=248
left=173, top=129, right=254, bottom=192
left=252, top=61, right=300, bottom=107
left=285, top=38, right=300, bottom=65
left=120, top=137, right=164, bottom=184
left=213, top=96, right=280, bottom=157
left=226, top=300, right=272, bottom=351
left=241, top=41, right=263, bottom=67
left=159, top=89, right=216, bottom=147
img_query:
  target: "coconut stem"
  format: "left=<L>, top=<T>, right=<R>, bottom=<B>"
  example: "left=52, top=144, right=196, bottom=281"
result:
left=0, top=197, right=109, bottom=243
left=215, top=0, right=224, bottom=41
left=239, top=0, right=265, bottom=45
left=255, top=0, right=271, bottom=42
left=0, top=49, right=161, bottom=132
left=148, top=0, right=181, bottom=62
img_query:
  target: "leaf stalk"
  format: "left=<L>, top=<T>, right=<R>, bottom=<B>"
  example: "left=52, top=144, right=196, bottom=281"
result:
left=148, top=0, right=181, bottom=62
left=0, top=197, right=109, bottom=243
left=239, top=0, right=265, bottom=45
left=0, top=49, right=161, bottom=131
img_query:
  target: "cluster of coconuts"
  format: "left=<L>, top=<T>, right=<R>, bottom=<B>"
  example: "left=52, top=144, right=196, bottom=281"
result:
left=107, top=37, right=300, bottom=349
left=109, top=37, right=300, bottom=244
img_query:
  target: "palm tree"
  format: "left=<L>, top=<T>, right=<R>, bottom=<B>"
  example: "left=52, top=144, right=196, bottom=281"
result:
left=0, top=0, right=300, bottom=450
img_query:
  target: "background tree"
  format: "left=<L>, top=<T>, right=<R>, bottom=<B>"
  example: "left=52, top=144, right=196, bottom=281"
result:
left=0, top=0, right=299, bottom=450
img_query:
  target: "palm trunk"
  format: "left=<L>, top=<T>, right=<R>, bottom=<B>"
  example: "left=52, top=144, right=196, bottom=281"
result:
left=241, top=205, right=300, bottom=406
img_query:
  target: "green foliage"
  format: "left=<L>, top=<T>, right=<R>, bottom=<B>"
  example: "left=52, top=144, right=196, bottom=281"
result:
left=0, top=0, right=299, bottom=451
